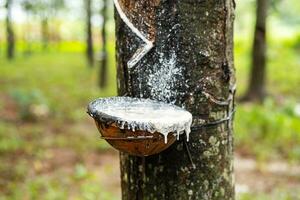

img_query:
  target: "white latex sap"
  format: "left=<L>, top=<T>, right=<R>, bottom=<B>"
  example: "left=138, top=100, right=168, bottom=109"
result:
left=90, top=97, right=192, bottom=143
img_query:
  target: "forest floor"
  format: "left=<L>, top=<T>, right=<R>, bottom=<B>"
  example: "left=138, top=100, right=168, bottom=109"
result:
left=1, top=115, right=300, bottom=200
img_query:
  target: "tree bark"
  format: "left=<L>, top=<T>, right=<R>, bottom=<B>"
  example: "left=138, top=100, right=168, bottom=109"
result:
left=243, top=0, right=268, bottom=102
left=99, top=0, right=108, bottom=88
left=41, top=18, right=49, bottom=50
left=85, top=0, right=94, bottom=66
left=5, top=0, right=15, bottom=60
left=116, top=1, right=236, bottom=199
left=23, top=13, right=32, bottom=56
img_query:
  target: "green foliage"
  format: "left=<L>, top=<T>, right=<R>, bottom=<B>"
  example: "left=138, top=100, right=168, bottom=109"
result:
left=273, top=0, right=300, bottom=25
left=21, top=0, right=65, bottom=18
left=235, top=98, right=300, bottom=161
left=0, top=50, right=117, bottom=199
left=290, top=33, right=300, bottom=50
left=235, top=32, right=300, bottom=98
left=238, top=189, right=300, bottom=200
left=73, top=164, right=91, bottom=181
left=0, top=122, right=24, bottom=154
left=10, top=88, right=49, bottom=120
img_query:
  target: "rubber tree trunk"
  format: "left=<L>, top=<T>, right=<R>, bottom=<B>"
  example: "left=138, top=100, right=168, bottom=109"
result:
left=99, top=0, right=108, bottom=88
left=85, top=0, right=94, bottom=66
left=116, top=1, right=236, bottom=199
left=5, top=0, right=15, bottom=60
left=243, top=0, right=268, bottom=102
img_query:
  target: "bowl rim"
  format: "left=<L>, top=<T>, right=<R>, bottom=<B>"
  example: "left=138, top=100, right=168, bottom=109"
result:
left=87, top=96, right=191, bottom=131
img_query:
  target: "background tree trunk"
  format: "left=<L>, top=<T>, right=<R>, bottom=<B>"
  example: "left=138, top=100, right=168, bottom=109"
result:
left=41, top=18, right=49, bottom=50
left=243, top=0, right=268, bottom=102
left=85, top=0, right=94, bottom=66
left=23, top=12, right=32, bottom=56
left=5, top=0, right=15, bottom=60
left=116, top=1, right=236, bottom=199
left=99, top=0, right=108, bottom=88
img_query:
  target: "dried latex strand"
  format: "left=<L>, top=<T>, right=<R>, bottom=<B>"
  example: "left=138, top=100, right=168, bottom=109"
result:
left=113, top=0, right=154, bottom=69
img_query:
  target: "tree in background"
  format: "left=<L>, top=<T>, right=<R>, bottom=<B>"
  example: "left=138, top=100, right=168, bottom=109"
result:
left=85, top=0, right=94, bottom=66
left=21, top=0, right=35, bottom=55
left=5, top=0, right=15, bottom=59
left=21, top=0, right=65, bottom=51
left=99, top=0, right=108, bottom=88
left=243, top=0, right=268, bottom=102
left=116, top=1, right=235, bottom=199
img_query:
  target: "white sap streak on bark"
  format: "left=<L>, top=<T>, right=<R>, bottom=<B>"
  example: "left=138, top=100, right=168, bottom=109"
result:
left=147, top=51, right=182, bottom=104
left=113, top=0, right=154, bottom=69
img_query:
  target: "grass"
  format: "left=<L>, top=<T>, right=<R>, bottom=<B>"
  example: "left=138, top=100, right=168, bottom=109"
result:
left=0, top=36, right=299, bottom=199
left=238, top=190, right=300, bottom=200
left=0, top=45, right=119, bottom=199
left=234, top=35, right=300, bottom=162
left=235, top=99, right=300, bottom=162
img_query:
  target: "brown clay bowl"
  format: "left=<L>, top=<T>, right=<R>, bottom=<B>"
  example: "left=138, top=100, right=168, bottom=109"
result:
left=87, top=97, right=191, bottom=157
left=94, top=120, right=176, bottom=156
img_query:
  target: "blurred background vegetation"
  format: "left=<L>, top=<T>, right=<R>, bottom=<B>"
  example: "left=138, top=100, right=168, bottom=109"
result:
left=0, top=0, right=300, bottom=199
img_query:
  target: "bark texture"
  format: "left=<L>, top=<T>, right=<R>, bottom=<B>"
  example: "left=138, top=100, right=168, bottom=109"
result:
left=85, top=0, right=94, bottom=66
left=5, top=0, right=15, bottom=60
left=243, top=0, right=267, bottom=102
left=116, top=1, right=236, bottom=199
left=99, top=0, right=108, bottom=88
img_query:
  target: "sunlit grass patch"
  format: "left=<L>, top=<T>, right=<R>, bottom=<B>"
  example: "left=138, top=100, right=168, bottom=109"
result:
left=235, top=98, right=300, bottom=162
